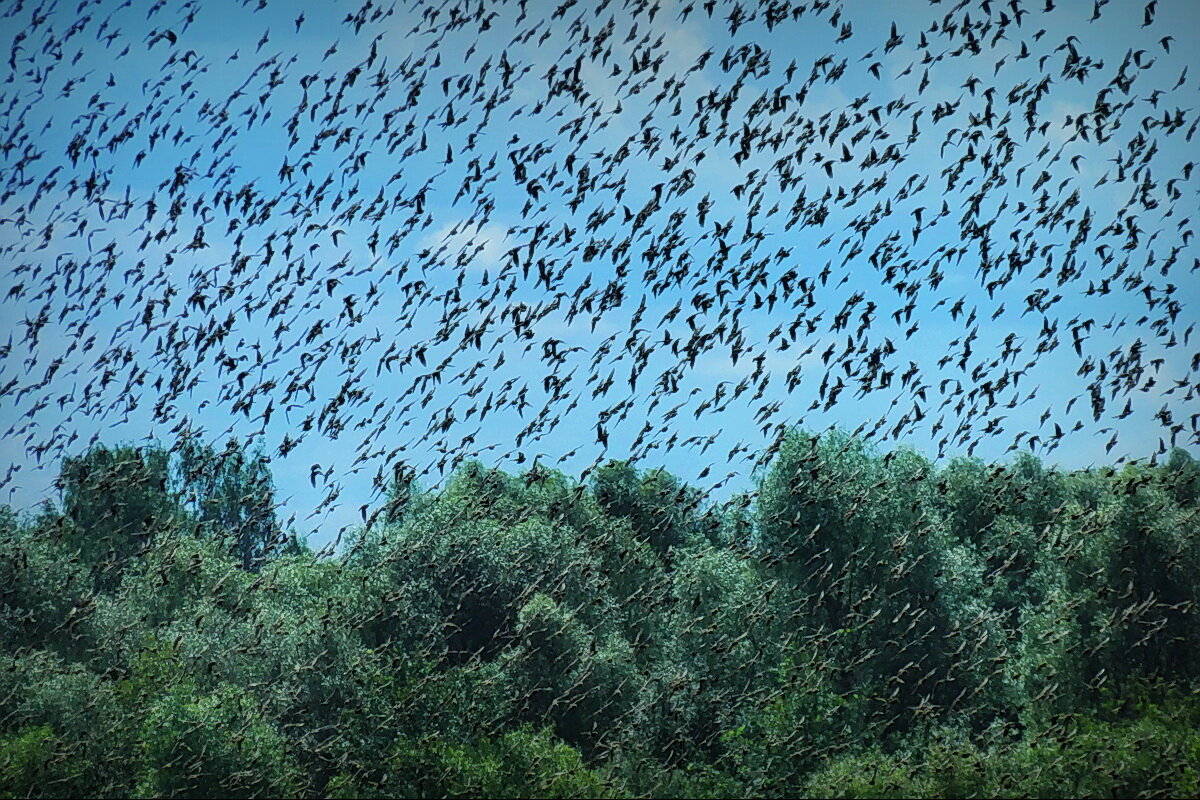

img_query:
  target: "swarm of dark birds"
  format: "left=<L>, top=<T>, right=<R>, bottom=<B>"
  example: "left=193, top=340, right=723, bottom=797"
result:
left=0, top=0, right=1196, bottom=530
left=2, top=2, right=1200, bottom=797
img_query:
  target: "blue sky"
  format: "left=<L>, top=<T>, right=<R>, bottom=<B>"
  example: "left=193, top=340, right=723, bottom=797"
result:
left=1, top=0, right=1198, bottom=549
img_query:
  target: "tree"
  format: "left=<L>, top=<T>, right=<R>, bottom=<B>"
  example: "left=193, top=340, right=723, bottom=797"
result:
left=57, top=444, right=178, bottom=590
left=0, top=505, right=97, bottom=656
left=172, top=435, right=287, bottom=571
left=329, top=726, right=608, bottom=799
left=382, top=461, right=418, bottom=526
left=755, top=429, right=1000, bottom=734
left=136, top=682, right=301, bottom=798
left=498, top=592, right=639, bottom=751
left=1159, top=447, right=1200, bottom=508
left=592, top=459, right=709, bottom=558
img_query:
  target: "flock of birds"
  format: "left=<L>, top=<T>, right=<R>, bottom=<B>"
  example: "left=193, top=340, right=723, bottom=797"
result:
left=0, top=0, right=1197, bottom=533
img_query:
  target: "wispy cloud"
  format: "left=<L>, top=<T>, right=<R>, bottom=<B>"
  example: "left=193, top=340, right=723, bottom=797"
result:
left=420, top=218, right=514, bottom=272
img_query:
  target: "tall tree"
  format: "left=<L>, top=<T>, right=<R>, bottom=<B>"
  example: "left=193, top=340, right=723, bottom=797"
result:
left=172, top=436, right=286, bottom=571
left=57, top=444, right=177, bottom=589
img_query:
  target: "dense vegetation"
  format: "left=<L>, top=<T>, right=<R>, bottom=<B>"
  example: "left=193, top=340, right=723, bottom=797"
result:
left=2, top=430, right=1199, bottom=798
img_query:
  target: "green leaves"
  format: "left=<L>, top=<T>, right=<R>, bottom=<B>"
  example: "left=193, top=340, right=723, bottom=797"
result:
left=172, top=436, right=288, bottom=572
left=135, top=682, right=301, bottom=799
left=58, top=444, right=177, bottom=589
left=592, top=459, right=712, bottom=558
left=3, top=433, right=1198, bottom=797
left=800, top=683, right=1200, bottom=799
left=329, top=726, right=608, bottom=799
left=0, top=725, right=81, bottom=799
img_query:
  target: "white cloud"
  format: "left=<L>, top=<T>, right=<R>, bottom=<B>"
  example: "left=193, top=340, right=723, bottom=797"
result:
left=420, top=218, right=514, bottom=272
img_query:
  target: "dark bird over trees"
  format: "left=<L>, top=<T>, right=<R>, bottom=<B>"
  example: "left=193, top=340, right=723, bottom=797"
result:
left=1, top=0, right=1199, bottom=795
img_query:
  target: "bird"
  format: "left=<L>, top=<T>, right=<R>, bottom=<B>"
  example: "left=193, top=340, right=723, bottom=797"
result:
left=0, top=6, right=1194, bottom=765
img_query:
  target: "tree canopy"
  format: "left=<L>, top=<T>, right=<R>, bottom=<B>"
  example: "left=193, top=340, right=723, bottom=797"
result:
left=2, top=431, right=1198, bottom=797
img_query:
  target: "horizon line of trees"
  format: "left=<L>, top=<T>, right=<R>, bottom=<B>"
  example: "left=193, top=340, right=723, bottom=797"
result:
left=2, top=429, right=1198, bottom=797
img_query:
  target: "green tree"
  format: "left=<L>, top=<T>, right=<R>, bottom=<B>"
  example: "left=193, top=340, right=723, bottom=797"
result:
left=1158, top=447, right=1200, bottom=508
left=0, top=506, right=96, bottom=656
left=135, top=681, right=301, bottom=798
left=755, top=430, right=1002, bottom=735
left=501, top=593, right=638, bottom=750
left=592, top=460, right=711, bottom=558
left=329, top=726, right=609, bottom=799
left=57, top=444, right=177, bottom=589
left=172, top=435, right=287, bottom=571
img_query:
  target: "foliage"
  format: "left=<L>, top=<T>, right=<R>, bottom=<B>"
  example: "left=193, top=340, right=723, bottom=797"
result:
left=2, top=433, right=1197, bottom=797
left=172, top=436, right=289, bottom=571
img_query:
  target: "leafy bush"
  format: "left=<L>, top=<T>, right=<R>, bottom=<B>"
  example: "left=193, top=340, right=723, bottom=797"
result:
left=2, top=435, right=1197, bottom=797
